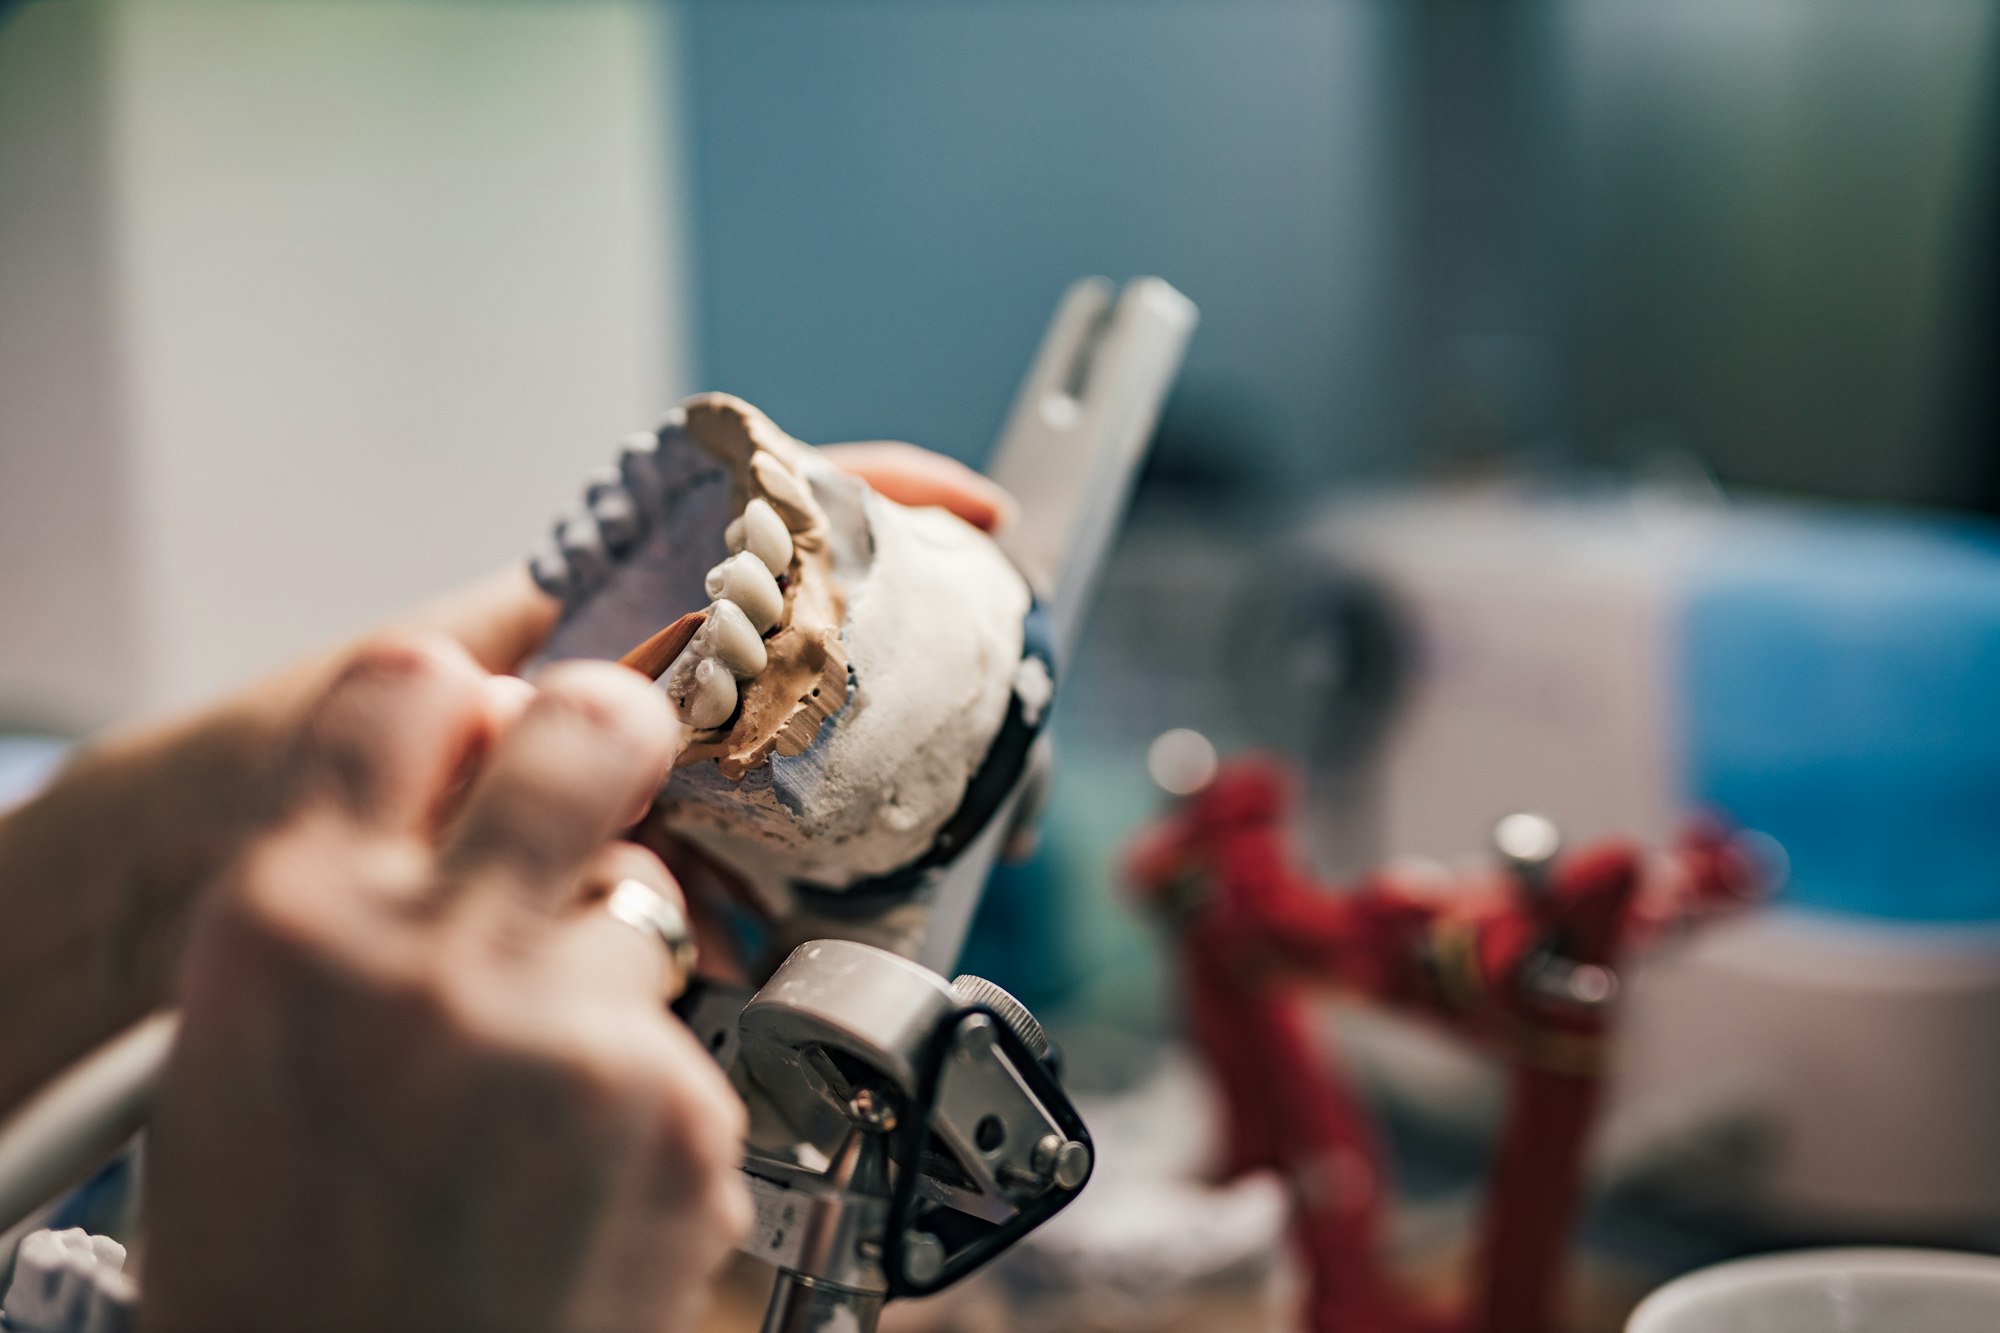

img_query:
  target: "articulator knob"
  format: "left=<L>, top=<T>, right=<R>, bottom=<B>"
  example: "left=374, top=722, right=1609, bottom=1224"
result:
left=949, top=974, right=1050, bottom=1063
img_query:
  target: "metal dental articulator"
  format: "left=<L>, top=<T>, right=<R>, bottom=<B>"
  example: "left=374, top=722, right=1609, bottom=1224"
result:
left=722, top=940, right=1092, bottom=1331
left=678, top=276, right=1197, bottom=1333
left=0, top=278, right=1197, bottom=1333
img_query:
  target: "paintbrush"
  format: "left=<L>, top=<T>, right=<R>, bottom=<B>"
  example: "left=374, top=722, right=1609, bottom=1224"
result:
left=618, top=609, right=708, bottom=681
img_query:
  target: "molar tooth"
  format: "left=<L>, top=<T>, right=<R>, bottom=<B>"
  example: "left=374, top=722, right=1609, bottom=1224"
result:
left=704, top=552, right=784, bottom=634
left=667, top=652, right=737, bottom=730
left=750, top=452, right=822, bottom=533
left=698, top=599, right=768, bottom=678
left=726, top=498, right=793, bottom=573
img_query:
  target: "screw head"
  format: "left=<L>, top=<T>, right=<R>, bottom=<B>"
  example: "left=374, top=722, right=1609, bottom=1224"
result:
left=1568, top=963, right=1617, bottom=1006
left=1494, top=812, right=1561, bottom=897
left=1032, top=1133, right=1093, bottom=1190
left=1147, top=728, right=1218, bottom=796
left=1494, top=812, right=1561, bottom=867
left=1052, top=1141, right=1091, bottom=1190
left=955, top=1012, right=997, bottom=1065
left=901, top=1230, right=947, bottom=1284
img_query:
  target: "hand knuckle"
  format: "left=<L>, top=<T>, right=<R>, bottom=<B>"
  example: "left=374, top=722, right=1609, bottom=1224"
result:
left=339, top=631, right=473, bottom=693
left=289, top=634, right=484, bottom=815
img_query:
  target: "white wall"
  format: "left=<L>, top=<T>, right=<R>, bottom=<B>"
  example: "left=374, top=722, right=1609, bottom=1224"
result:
left=0, top=0, right=694, bottom=728
left=0, top=2, right=135, bottom=731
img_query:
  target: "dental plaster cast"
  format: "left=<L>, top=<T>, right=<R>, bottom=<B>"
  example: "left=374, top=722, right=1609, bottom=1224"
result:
left=529, top=396, right=1036, bottom=948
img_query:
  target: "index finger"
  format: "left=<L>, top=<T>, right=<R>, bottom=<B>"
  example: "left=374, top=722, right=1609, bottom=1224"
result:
left=822, top=441, right=1018, bottom=534
left=435, top=661, right=681, bottom=908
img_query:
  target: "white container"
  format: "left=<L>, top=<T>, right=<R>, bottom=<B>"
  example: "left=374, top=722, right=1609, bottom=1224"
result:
left=1626, top=1248, right=2000, bottom=1333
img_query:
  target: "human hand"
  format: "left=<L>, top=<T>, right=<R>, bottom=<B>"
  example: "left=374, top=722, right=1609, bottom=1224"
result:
left=0, top=439, right=1008, bottom=1116
left=143, top=635, right=748, bottom=1333
left=819, top=441, right=1016, bottom=536
left=0, top=564, right=568, bottom=1116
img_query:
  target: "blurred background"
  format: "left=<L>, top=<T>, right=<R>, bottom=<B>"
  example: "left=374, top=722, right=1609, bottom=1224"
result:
left=3, top=1, right=1998, bottom=1329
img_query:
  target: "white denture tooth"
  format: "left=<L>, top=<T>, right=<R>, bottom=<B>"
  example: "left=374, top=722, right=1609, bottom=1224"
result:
left=526, top=538, right=574, bottom=600
left=584, top=466, right=644, bottom=552
left=591, top=489, right=642, bottom=552
left=612, top=428, right=660, bottom=486
left=751, top=451, right=822, bottom=533
left=668, top=653, right=737, bottom=730
left=555, top=513, right=610, bottom=592
left=699, top=598, right=768, bottom=678
left=704, top=552, right=784, bottom=634
left=582, top=463, right=622, bottom=504
left=726, top=498, right=794, bottom=573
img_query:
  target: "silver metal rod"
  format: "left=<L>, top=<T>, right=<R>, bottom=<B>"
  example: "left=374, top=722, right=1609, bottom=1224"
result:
left=760, top=1272, right=884, bottom=1333
left=0, top=1011, right=176, bottom=1238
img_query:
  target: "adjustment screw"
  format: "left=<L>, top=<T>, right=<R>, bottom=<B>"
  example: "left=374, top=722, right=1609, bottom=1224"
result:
left=1568, top=962, right=1617, bottom=1006
left=1032, top=1132, right=1093, bottom=1190
left=1494, top=812, right=1561, bottom=896
left=956, top=1013, right=997, bottom=1065
left=902, top=1230, right=946, bottom=1284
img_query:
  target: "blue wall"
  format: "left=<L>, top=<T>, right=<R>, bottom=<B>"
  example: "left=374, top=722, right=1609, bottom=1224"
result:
left=680, top=0, right=1409, bottom=492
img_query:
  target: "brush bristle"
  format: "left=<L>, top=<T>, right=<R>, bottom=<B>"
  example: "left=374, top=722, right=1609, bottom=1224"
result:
left=619, top=610, right=708, bottom=680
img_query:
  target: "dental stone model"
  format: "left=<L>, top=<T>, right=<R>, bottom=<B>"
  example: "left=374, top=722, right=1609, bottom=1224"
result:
left=529, top=395, right=1047, bottom=955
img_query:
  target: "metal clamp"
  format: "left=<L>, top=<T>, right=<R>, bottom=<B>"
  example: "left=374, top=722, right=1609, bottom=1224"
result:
left=731, top=940, right=1092, bottom=1331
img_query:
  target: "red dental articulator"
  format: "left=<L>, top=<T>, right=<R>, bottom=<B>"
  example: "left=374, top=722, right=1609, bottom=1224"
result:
left=1125, top=756, right=1765, bottom=1333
